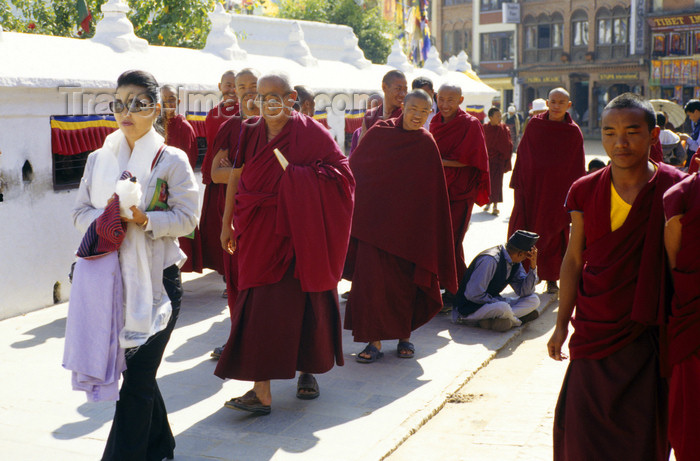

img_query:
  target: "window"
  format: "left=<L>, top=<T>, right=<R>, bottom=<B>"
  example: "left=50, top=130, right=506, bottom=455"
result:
left=454, top=28, right=464, bottom=53
left=525, top=25, right=537, bottom=49
left=53, top=151, right=90, bottom=190
left=481, top=0, right=505, bottom=11
left=480, top=32, right=514, bottom=61
left=595, top=7, right=629, bottom=59
left=552, top=22, right=563, bottom=48
left=537, top=24, right=551, bottom=48
left=442, top=29, right=454, bottom=57
left=572, top=11, right=589, bottom=47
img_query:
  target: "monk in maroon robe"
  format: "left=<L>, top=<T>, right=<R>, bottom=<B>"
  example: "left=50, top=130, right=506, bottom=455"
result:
left=204, top=68, right=260, bottom=359
left=548, top=93, right=684, bottom=461
left=509, top=88, right=585, bottom=293
left=161, top=85, right=203, bottom=273
left=483, top=107, right=512, bottom=216
left=214, top=74, right=354, bottom=413
left=663, top=174, right=699, bottom=461
left=344, top=90, right=457, bottom=362
left=199, top=70, right=239, bottom=275
left=358, top=70, right=406, bottom=141
left=430, top=84, right=490, bottom=287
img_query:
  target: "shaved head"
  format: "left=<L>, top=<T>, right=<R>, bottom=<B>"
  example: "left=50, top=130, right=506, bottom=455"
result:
left=404, top=89, right=432, bottom=106
left=548, top=87, right=570, bottom=100
left=438, top=83, right=462, bottom=96
left=235, top=67, right=259, bottom=83
left=258, top=72, right=292, bottom=94
left=382, top=70, right=406, bottom=87
left=221, top=70, right=236, bottom=82
left=161, top=84, right=177, bottom=94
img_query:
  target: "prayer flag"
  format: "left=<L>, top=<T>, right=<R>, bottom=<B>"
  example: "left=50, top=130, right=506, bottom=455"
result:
left=77, top=0, right=92, bottom=34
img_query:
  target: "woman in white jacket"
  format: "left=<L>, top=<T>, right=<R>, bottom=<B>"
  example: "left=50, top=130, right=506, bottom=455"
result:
left=72, top=70, right=199, bottom=461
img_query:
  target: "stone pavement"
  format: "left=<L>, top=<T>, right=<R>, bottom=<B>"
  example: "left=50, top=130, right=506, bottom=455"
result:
left=0, top=268, right=557, bottom=460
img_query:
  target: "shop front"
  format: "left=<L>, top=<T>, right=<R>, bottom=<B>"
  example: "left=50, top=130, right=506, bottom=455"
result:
left=648, top=13, right=700, bottom=107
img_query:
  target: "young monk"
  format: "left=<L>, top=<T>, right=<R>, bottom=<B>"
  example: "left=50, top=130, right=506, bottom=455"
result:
left=509, top=87, right=585, bottom=294
left=344, top=89, right=457, bottom=362
left=482, top=106, right=512, bottom=216
left=205, top=68, right=260, bottom=359
left=215, top=73, right=354, bottom=413
left=358, top=70, right=407, bottom=140
left=160, top=84, right=203, bottom=273
left=429, top=83, right=490, bottom=302
left=663, top=168, right=700, bottom=461
left=548, top=93, right=685, bottom=461
left=199, top=70, right=238, bottom=276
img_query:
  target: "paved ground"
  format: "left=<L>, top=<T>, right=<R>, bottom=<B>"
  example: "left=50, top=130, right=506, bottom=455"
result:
left=0, top=145, right=609, bottom=460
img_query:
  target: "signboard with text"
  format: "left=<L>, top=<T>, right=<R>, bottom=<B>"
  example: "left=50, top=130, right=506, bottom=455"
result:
left=502, top=3, right=520, bottom=24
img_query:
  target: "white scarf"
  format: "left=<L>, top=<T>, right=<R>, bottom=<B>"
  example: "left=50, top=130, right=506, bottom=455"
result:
left=90, top=128, right=172, bottom=348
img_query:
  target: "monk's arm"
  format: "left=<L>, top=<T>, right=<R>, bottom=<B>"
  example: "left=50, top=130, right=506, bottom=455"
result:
left=220, top=165, right=243, bottom=254
left=211, top=149, right=233, bottom=184
left=442, top=159, right=467, bottom=168
left=547, top=211, right=585, bottom=361
left=664, top=215, right=683, bottom=270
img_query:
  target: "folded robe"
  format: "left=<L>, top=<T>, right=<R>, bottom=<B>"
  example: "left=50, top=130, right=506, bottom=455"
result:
left=565, top=163, right=685, bottom=360
left=509, top=111, right=585, bottom=280
left=64, top=197, right=126, bottom=402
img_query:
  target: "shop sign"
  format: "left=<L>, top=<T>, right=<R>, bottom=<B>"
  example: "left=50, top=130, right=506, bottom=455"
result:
left=598, top=72, right=640, bottom=81
left=525, top=76, right=561, bottom=84
left=648, top=14, right=700, bottom=28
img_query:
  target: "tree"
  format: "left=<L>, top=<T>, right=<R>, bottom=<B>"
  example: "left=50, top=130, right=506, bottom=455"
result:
left=0, top=0, right=216, bottom=49
left=275, top=0, right=396, bottom=64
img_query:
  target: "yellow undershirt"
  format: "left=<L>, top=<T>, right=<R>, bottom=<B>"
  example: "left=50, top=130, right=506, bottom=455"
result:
left=610, top=164, right=657, bottom=231
left=610, top=184, right=632, bottom=231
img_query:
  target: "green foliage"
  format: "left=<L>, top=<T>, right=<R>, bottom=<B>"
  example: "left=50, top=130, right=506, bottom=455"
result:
left=0, top=0, right=216, bottom=49
left=275, top=0, right=395, bottom=64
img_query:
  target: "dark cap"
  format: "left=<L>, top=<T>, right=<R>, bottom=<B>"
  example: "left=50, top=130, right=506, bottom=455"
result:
left=508, top=230, right=539, bottom=252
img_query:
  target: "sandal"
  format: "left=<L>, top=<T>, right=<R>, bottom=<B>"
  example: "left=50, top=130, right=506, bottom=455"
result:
left=356, top=344, right=384, bottom=363
left=296, top=373, right=320, bottom=400
left=224, top=390, right=271, bottom=415
left=397, top=341, right=415, bottom=358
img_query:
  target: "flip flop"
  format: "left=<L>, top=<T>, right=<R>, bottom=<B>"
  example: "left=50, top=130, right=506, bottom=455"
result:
left=296, top=373, right=320, bottom=400
left=356, top=344, right=384, bottom=363
left=397, top=341, right=415, bottom=358
left=224, top=390, right=271, bottom=415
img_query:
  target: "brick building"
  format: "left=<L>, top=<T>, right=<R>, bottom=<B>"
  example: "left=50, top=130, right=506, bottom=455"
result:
left=434, top=0, right=700, bottom=135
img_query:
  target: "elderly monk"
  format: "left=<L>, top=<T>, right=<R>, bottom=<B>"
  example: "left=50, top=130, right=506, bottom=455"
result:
left=199, top=70, right=239, bottom=275
left=429, top=83, right=490, bottom=302
left=663, top=173, right=700, bottom=461
left=509, top=87, right=585, bottom=294
left=548, top=93, right=684, bottom=461
left=359, top=70, right=407, bottom=140
left=344, top=89, right=457, bottom=362
left=160, top=84, right=203, bottom=273
left=214, top=73, right=355, bottom=414
left=205, top=68, right=260, bottom=360
left=483, top=106, right=513, bottom=217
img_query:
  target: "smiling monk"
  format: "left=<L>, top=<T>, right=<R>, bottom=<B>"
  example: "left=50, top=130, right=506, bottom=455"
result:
left=344, top=89, right=457, bottom=363
left=548, top=93, right=684, bottom=461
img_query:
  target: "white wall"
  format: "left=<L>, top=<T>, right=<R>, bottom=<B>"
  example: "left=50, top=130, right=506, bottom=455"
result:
left=0, top=87, right=83, bottom=319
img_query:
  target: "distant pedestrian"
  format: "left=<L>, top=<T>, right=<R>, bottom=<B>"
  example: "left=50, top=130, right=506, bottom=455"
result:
left=482, top=106, right=512, bottom=216
left=504, top=105, right=520, bottom=148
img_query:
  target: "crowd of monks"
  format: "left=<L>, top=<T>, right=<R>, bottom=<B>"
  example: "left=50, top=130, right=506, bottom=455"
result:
left=158, top=67, right=699, bottom=460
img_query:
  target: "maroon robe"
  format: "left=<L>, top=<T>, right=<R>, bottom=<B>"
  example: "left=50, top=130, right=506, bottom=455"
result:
left=199, top=103, right=238, bottom=274
left=663, top=173, right=700, bottom=460
left=650, top=139, right=663, bottom=163
left=363, top=103, right=402, bottom=132
left=553, top=163, right=684, bottom=461
left=165, top=114, right=203, bottom=273
left=214, top=112, right=354, bottom=381
left=508, top=111, right=585, bottom=281
left=430, top=109, right=490, bottom=282
left=483, top=122, right=512, bottom=204
left=344, top=116, right=457, bottom=342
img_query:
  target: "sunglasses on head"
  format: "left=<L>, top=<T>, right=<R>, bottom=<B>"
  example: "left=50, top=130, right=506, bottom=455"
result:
left=109, top=99, right=157, bottom=114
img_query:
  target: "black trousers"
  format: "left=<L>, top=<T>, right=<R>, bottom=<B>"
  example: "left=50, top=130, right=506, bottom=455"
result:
left=102, top=265, right=182, bottom=461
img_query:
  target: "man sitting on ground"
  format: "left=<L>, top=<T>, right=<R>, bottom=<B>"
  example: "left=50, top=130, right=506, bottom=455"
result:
left=453, top=230, right=541, bottom=332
